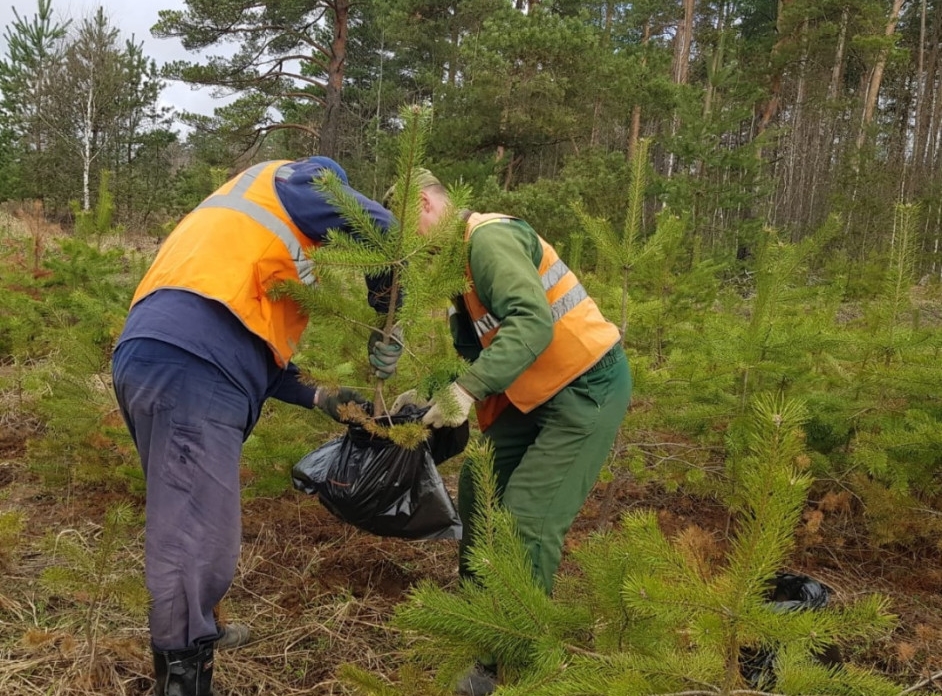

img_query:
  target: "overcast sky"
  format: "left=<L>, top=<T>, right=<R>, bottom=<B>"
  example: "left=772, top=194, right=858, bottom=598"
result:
left=0, top=0, right=233, bottom=129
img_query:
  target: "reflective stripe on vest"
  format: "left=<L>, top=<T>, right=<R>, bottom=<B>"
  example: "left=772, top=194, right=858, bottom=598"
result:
left=197, top=162, right=315, bottom=286
left=470, top=256, right=591, bottom=339
left=466, top=224, right=591, bottom=348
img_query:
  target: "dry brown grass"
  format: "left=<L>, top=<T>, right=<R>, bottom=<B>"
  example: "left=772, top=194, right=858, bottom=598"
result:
left=0, top=205, right=35, bottom=238
left=0, top=469, right=459, bottom=696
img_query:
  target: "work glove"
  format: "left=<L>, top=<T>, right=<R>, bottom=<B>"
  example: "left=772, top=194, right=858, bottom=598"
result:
left=422, top=382, right=476, bottom=429
left=314, top=386, right=369, bottom=424
left=368, top=324, right=404, bottom=380
left=390, top=388, right=428, bottom=415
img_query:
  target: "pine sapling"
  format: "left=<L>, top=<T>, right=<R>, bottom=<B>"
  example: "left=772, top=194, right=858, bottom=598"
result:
left=40, top=502, right=148, bottom=674
left=340, top=398, right=899, bottom=695
left=575, top=137, right=658, bottom=343
left=272, top=105, right=469, bottom=444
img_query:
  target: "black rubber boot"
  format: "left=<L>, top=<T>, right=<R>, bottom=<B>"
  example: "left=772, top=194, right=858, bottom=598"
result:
left=152, top=637, right=216, bottom=696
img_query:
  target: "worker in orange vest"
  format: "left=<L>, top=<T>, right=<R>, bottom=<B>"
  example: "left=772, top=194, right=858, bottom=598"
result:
left=111, top=157, right=402, bottom=696
left=393, top=170, right=632, bottom=695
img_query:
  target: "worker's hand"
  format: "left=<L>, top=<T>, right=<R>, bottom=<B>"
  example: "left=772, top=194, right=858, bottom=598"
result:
left=422, top=382, right=476, bottom=429
left=314, top=387, right=369, bottom=424
left=390, top=388, right=428, bottom=415
left=368, top=324, right=404, bottom=380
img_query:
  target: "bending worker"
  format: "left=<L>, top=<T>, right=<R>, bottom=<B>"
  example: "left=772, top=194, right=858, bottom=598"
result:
left=405, top=170, right=632, bottom=695
left=111, top=156, right=402, bottom=696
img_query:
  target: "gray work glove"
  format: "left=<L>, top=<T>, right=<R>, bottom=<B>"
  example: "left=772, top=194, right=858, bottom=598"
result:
left=368, top=324, right=404, bottom=380
left=314, top=387, right=369, bottom=424
left=422, top=382, right=476, bottom=429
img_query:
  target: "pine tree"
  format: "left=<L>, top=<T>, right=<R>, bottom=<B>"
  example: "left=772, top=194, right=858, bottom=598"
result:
left=40, top=503, right=149, bottom=670
left=838, top=203, right=942, bottom=545
left=646, top=218, right=841, bottom=435
left=339, top=396, right=899, bottom=696
left=71, top=170, right=121, bottom=248
left=576, top=137, right=658, bottom=342
left=0, top=0, right=69, bottom=200
left=271, top=104, right=470, bottom=432
left=152, top=0, right=357, bottom=157
left=21, top=232, right=139, bottom=489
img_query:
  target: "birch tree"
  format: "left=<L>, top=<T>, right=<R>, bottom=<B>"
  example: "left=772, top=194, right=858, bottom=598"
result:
left=13, top=7, right=174, bottom=220
left=48, top=9, right=127, bottom=211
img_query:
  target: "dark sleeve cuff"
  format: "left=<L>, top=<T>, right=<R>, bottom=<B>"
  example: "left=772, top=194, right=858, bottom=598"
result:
left=271, top=363, right=317, bottom=408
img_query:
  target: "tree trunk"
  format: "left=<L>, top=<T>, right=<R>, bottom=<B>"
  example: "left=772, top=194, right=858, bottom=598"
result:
left=827, top=7, right=849, bottom=103
left=914, top=2, right=941, bottom=175
left=627, top=21, right=652, bottom=162
left=928, top=70, right=942, bottom=166
left=503, top=154, right=521, bottom=190
left=703, top=2, right=728, bottom=121
left=856, top=0, right=907, bottom=151
left=82, top=75, right=94, bottom=211
left=911, top=0, right=927, bottom=175
left=757, top=0, right=795, bottom=135
left=590, top=1, right=615, bottom=147
left=448, top=16, right=459, bottom=87
left=672, top=0, right=695, bottom=85
left=666, top=0, right=695, bottom=180
left=696, top=0, right=727, bottom=194
left=320, top=0, right=350, bottom=160
left=782, top=18, right=809, bottom=234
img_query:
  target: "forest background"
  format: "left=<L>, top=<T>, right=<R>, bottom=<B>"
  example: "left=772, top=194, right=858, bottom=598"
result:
left=1, top=0, right=942, bottom=694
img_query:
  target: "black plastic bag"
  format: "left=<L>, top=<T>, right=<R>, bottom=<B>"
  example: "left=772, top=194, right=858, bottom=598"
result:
left=292, top=405, right=467, bottom=540
left=740, top=572, right=841, bottom=688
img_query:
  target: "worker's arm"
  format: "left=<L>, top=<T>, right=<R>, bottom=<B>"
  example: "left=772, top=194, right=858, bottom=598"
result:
left=268, top=362, right=318, bottom=408
left=268, top=362, right=368, bottom=422
left=455, top=220, right=553, bottom=400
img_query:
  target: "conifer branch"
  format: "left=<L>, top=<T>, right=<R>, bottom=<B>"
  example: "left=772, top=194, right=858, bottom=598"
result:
left=405, top=596, right=543, bottom=644
left=473, top=556, right=546, bottom=630
left=623, top=138, right=649, bottom=249
left=273, top=103, right=469, bottom=430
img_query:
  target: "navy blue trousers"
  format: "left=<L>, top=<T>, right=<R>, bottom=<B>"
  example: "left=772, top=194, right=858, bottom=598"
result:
left=112, top=338, right=254, bottom=651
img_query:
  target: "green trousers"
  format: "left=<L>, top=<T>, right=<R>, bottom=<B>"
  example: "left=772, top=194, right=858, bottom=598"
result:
left=458, top=346, right=632, bottom=593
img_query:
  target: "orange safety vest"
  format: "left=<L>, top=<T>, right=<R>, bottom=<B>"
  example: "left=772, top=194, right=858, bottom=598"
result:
left=462, top=213, right=621, bottom=431
left=132, top=160, right=319, bottom=367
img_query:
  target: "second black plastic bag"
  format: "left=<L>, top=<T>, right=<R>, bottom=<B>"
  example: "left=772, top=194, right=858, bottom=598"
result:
left=292, top=405, right=467, bottom=540
left=739, top=572, right=841, bottom=688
